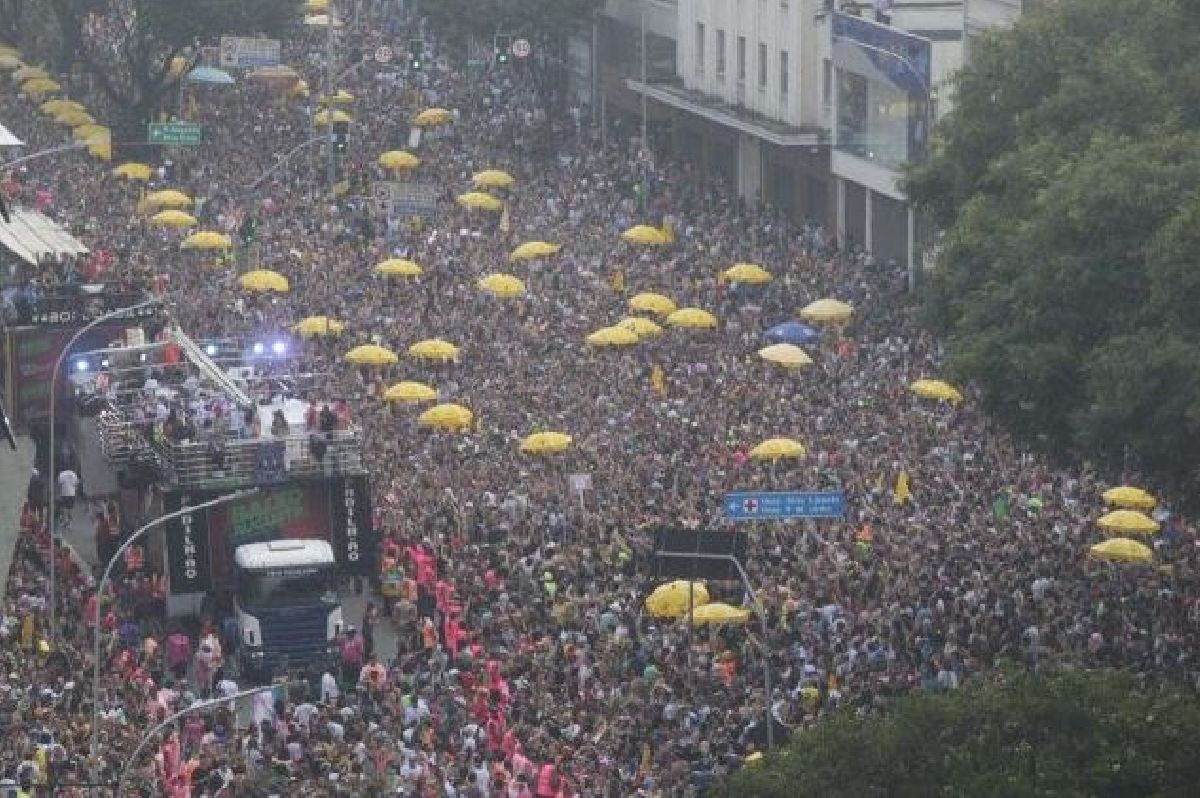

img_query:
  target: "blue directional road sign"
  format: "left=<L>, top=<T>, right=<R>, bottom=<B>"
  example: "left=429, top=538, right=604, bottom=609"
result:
left=724, top=491, right=845, bottom=521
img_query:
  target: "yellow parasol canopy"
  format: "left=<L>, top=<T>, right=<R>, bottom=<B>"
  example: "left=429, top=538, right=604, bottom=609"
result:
left=628, top=292, right=677, bottom=316
left=621, top=224, right=669, bottom=246
left=722, top=263, right=773, bottom=284
left=666, top=307, right=718, bottom=329
left=1096, top=510, right=1160, bottom=536
left=688, top=603, right=750, bottom=626
left=72, top=123, right=110, bottom=143
left=181, top=230, right=232, bottom=250
left=13, top=65, right=49, bottom=82
left=293, top=316, right=345, bottom=337
left=21, top=78, right=60, bottom=95
left=411, top=107, right=453, bottom=127
left=645, top=581, right=710, bottom=619
left=304, top=0, right=328, bottom=10
left=0, top=54, right=22, bottom=70
left=618, top=317, right=663, bottom=337
left=54, top=109, right=94, bottom=127
left=519, top=431, right=573, bottom=455
left=345, top=344, right=399, bottom=366
left=145, top=189, right=193, bottom=209
left=586, top=326, right=639, bottom=347
left=375, top=258, right=422, bottom=277
left=800, top=298, right=854, bottom=325
left=508, top=240, right=560, bottom=262
left=408, top=339, right=460, bottom=362
left=472, top=169, right=515, bottom=189
left=378, top=150, right=420, bottom=170
left=456, top=192, right=504, bottom=212
left=149, top=209, right=197, bottom=228
left=749, top=438, right=806, bottom=460
left=477, top=273, right=526, bottom=299
left=314, top=108, right=352, bottom=126
left=1089, top=537, right=1154, bottom=564
left=1102, top=486, right=1156, bottom=511
left=111, top=162, right=152, bottom=181
left=758, top=343, right=813, bottom=369
left=238, top=269, right=290, bottom=293
left=384, top=381, right=437, bottom=403
left=910, top=379, right=964, bottom=404
left=418, top=403, right=474, bottom=430
left=40, top=99, right=84, bottom=115
left=88, top=139, right=111, bottom=161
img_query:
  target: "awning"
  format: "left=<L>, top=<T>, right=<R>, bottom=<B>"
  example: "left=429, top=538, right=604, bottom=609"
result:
left=0, top=208, right=89, bottom=264
left=626, top=80, right=824, bottom=147
left=0, top=122, right=24, bottom=147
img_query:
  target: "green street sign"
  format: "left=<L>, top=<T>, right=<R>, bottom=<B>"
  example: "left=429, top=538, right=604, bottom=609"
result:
left=148, top=122, right=202, bottom=145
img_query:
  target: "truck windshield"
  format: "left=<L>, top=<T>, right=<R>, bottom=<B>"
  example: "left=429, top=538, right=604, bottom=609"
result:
left=238, top=566, right=337, bottom=609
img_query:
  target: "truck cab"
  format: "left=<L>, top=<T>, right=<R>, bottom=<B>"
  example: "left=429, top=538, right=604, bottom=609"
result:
left=234, top=539, right=342, bottom=680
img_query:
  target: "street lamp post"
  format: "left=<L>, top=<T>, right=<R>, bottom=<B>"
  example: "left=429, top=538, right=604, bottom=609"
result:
left=90, top=489, right=257, bottom=768
left=47, top=298, right=161, bottom=640
left=325, top=0, right=339, bottom=191
left=113, top=686, right=274, bottom=796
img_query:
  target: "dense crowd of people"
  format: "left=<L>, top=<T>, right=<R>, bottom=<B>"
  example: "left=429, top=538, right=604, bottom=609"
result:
left=1, top=4, right=1198, bottom=797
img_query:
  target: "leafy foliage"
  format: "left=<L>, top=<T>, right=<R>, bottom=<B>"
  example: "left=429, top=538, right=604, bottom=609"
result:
left=715, top=670, right=1200, bottom=797
left=906, top=0, right=1200, bottom=504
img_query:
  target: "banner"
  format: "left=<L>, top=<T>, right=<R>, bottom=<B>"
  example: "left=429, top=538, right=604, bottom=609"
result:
left=219, top=36, right=281, bottom=68
left=163, top=492, right=214, bottom=594
left=329, top=476, right=374, bottom=575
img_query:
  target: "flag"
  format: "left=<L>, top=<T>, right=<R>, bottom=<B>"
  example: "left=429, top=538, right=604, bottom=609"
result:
left=650, top=364, right=666, bottom=396
left=892, top=470, right=911, bottom=506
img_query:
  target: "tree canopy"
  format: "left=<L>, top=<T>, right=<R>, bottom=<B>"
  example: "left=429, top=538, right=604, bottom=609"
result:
left=905, top=0, right=1200, bottom=506
left=715, top=670, right=1200, bottom=798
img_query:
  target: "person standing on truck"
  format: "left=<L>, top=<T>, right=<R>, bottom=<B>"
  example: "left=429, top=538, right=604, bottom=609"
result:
left=55, top=467, right=79, bottom=526
left=339, top=626, right=363, bottom=686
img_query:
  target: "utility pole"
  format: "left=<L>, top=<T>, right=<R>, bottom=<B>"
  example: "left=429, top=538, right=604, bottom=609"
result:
left=326, top=0, right=338, bottom=192
left=640, top=1, right=648, bottom=150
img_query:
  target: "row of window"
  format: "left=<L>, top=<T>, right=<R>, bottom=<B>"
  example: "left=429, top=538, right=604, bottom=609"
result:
left=695, top=23, right=789, bottom=96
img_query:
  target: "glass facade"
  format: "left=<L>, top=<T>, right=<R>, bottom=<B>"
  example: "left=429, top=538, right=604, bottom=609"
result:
left=835, top=68, right=924, bottom=170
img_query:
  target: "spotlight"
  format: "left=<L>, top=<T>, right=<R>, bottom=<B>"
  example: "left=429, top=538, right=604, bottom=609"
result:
left=139, top=353, right=147, bottom=363
left=271, top=341, right=287, bottom=356
left=100, top=359, right=110, bottom=368
left=74, top=359, right=89, bottom=373
left=205, top=344, right=219, bottom=356
left=252, top=342, right=266, bottom=356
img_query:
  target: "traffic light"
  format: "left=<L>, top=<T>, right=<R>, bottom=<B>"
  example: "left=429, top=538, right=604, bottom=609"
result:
left=331, top=120, right=349, bottom=154
left=408, top=38, right=424, bottom=70
left=494, top=34, right=511, bottom=65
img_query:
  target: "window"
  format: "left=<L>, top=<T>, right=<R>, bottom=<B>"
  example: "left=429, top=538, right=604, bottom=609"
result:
left=696, top=22, right=705, bottom=72
left=780, top=50, right=789, bottom=97
left=737, top=36, right=746, bottom=82
left=716, top=29, right=726, bottom=76
left=823, top=58, right=833, bottom=111
left=758, top=43, right=768, bottom=88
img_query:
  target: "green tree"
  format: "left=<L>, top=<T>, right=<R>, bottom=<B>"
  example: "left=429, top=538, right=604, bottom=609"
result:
left=906, top=0, right=1200, bottom=505
left=715, top=670, right=1200, bottom=798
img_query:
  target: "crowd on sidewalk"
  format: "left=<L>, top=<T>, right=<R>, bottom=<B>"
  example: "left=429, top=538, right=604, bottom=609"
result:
left=0, top=6, right=1198, bottom=797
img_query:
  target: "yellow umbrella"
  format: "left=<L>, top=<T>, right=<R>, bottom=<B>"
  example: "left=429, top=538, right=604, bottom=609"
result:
left=384, top=381, right=437, bottom=403
left=519, top=431, right=573, bottom=455
left=586, top=326, right=639, bottom=347
left=910, top=379, right=964, bottom=404
left=645, top=581, right=710, bottom=619
left=508, top=240, right=560, bottom=262
left=88, top=139, right=111, bottom=161
left=456, top=192, right=504, bottom=212
left=304, top=0, right=328, bottom=10
left=628, top=292, right=677, bottom=316
left=722, top=263, right=773, bottom=284
left=688, top=603, right=750, bottom=626
left=293, top=316, right=346, bottom=337
left=800, top=298, right=854, bottom=325
left=345, top=344, right=399, bottom=366
left=1102, top=486, right=1156, bottom=511
left=379, top=150, right=420, bottom=170
left=621, top=224, right=669, bottom=246
left=666, top=308, right=718, bottom=329
left=40, top=99, right=83, bottom=115
left=238, top=269, right=290, bottom=293
left=618, top=317, right=663, bottom=337
left=111, top=162, right=152, bottom=181
left=72, top=123, right=110, bottom=142
left=472, top=169, right=515, bottom=189
left=1089, top=538, right=1154, bottom=564
left=758, top=343, right=813, bottom=369
left=13, top=66, right=49, bottom=82
left=168, top=56, right=189, bottom=78
left=411, top=107, right=453, bottom=127
left=327, top=89, right=355, bottom=104
left=749, top=438, right=806, bottom=460
left=0, top=54, right=22, bottom=70
left=150, top=209, right=197, bottom=228
left=21, top=78, right=60, bottom=95
left=181, top=230, right=232, bottom=250
left=1096, top=510, right=1160, bottom=536
left=375, top=258, right=423, bottom=277
left=477, top=273, right=526, bottom=299
left=54, top=109, right=94, bottom=127
left=145, top=189, right=193, bottom=209
left=418, top=403, right=474, bottom=430
left=314, top=108, right=353, bottom=126
left=408, top=339, right=460, bottom=362
left=0, top=44, right=20, bottom=57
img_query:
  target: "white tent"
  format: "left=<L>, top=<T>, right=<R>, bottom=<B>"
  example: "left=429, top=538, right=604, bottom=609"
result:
left=0, top=121, right=24, bottom=147
left=0, top=208, right=89, bottom=264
